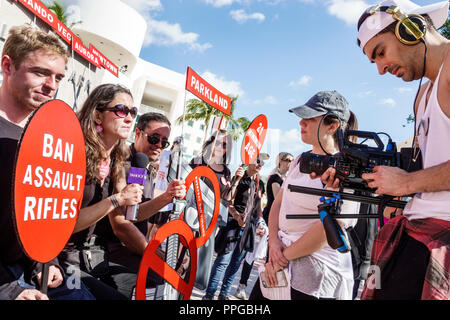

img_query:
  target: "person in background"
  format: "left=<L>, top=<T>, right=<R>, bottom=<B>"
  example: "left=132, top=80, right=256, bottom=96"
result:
left=234, top=152, right=293, bottom=300
left=203, top=154, right=265, bottom=300
left=263, top=152, right=294, bottom=224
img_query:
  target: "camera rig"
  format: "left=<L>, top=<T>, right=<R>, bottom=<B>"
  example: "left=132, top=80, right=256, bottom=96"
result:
left=286, top=124, right=417, bottom=252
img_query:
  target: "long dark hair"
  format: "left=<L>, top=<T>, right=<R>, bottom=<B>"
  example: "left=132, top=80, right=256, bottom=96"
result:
left=77, top=83, right=133, bottom=185
left=198, top=129, right=233, bottom=166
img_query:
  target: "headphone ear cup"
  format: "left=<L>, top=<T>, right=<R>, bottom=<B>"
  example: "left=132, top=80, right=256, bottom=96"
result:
left=397, top=16, right=426, bottom=45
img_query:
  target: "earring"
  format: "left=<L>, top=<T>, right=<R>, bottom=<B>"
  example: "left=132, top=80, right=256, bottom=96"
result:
left=96, top=124, right=103, bottom=133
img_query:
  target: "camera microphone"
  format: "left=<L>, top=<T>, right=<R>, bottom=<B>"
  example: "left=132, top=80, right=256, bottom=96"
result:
left=125, top=152, right=149, bottom=221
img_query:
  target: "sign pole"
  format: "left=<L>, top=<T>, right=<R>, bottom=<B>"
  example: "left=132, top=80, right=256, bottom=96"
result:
left=40, top=263, right=49, bottom=295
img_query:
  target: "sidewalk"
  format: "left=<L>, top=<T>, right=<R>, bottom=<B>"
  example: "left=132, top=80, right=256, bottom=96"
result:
left=190, top=257, right=264, bottom=300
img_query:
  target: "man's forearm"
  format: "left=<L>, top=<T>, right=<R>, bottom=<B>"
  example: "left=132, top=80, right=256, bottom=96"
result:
left=137, top=193, right=172, bottom=222
left=113, top=222, right=148, bottom=255
left=406, top=160, right=450, bottom=194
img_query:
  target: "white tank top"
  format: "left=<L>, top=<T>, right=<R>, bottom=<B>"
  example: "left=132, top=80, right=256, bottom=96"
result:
left=403, top=64, right=450, bottom=221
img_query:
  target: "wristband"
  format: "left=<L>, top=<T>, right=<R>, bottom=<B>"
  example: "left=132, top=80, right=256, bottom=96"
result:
left=110, top=194, right=120, bottom=208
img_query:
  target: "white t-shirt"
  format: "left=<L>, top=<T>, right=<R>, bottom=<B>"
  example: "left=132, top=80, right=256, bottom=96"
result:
left=278, top=154, right=359, bottom=300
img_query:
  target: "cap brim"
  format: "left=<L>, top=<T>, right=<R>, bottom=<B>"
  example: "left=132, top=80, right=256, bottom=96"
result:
left=289, top=105, right=325, bottom=119
left=411, top=1, right=449, bottom=29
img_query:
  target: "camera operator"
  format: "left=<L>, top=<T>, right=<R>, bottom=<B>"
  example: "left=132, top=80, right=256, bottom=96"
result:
left=250, top=91, right=359, bottom=300
left=356, top=0, right=450, bottom=300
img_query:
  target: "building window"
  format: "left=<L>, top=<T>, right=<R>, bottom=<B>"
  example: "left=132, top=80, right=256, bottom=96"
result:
left=200, top=124, right=205, bottom=130
left=185, top=133, right=191, bottom=140
left=188, top=120, right=194, bottom=127
left=196, top=137, right=202, bottom=144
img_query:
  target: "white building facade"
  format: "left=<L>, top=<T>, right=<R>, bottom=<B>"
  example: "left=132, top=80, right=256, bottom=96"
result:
left=0, top=0, right=207, bottom=160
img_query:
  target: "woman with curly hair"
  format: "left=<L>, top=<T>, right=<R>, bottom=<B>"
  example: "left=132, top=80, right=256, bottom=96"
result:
left=58, top=83, right=143, bottom=300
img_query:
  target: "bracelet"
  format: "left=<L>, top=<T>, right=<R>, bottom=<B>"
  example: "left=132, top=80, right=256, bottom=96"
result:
left=110, top=194, right=120, bottom=208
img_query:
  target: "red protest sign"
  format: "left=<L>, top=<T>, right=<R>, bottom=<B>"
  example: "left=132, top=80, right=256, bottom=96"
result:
left=135, top=219, right=197, bottom=300
left=13, top=100, right=86, bottom=263
left=240, top=114, right=268, bottom=165
left=185, top=67, right=231, bottom=116
left=180, top=166, right=221, bottom=248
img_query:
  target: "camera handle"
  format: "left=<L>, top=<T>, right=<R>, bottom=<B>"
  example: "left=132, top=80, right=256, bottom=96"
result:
left=317, top=194, right=351, bottom=253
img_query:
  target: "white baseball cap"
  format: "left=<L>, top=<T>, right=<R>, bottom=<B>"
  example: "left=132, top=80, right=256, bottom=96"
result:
left=357, top=0, right=449, bottom=50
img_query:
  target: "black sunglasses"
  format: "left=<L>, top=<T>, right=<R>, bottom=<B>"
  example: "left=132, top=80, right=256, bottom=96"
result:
left=140, top=130, right=170, bottom=149
left=97, top=104, right=138, bottom=119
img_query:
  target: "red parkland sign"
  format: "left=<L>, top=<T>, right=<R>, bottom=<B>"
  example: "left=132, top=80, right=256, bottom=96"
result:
left=13, top=0, right=119, bottom=77
left=13, top=100, right=86, bottom=263
left=241, top=114, right=268, bottom=165
left=185, top=67, right=231, bottom=116
left=136, top=166, right=220, bottom=300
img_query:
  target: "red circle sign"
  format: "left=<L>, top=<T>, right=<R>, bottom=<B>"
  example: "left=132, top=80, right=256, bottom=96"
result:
left=13, top=100, right=86, bottom=263
left=180, top=166, right=221, bottom=248
left=240, top=114, right=268, bottom=165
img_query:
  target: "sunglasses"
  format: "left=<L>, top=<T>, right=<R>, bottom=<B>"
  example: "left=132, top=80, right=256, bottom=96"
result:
left=282, top=158, right=293, bottom=163
left=255, top=158, right=264, bottom=166
left=140, top=130, right=170, bottom=149
left=97, top=104, right=138, bottom=119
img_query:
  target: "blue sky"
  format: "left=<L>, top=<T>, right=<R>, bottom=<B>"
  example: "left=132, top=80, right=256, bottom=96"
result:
left=67, top=0, right=444, bottom=175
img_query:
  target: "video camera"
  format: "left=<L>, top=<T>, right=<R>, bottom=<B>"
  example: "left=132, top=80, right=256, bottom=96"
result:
left=299, top=129, right=422, bottom=192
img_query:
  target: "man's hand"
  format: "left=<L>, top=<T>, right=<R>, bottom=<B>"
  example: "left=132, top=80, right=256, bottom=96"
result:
left=234, top=167, right=245, bottom=181
left=310, top=167, right=340, bottom=189
left=228, top=205, right=245, bottom=226
left=362, top=166, right=409, bottom=196
left=36, top=265, right=63, bottom=289
left=164, top=179, right=186, bottom=200
left=15, top=289, right=49, bottom=300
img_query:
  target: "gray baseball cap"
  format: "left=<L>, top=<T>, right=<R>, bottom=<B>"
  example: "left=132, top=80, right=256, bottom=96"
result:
left=289, top=90, right=350, bottom=122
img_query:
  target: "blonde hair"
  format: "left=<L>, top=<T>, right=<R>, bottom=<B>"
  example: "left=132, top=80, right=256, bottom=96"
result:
left=2, top=24, right=68, bottom=68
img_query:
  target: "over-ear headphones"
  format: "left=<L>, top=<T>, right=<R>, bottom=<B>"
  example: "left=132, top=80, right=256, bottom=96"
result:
left=369, top=5, right=426, bottom=45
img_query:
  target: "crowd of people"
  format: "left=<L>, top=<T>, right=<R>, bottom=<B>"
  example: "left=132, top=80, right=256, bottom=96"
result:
left=0, top=0, right=449, bottom=301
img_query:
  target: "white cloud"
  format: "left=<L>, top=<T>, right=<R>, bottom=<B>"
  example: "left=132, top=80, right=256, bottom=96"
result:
left=395, top=87, right=413, bottom=94
left=230, top=9, right=266, bottom=24
left=202, top=0, right=238, bottom=7
left=251, top=95, right=278, bottom=105
left=380, top=98, right=396, bottom=107
left=122, top=0, right=163, bottom=12
left=326, top=0, right=369, bottom=25
left=118, top=0, right=213, bottom=52
left=289, top=75, right=312, bottom=88
left=201, top=71, right=245, bottom=97
left=358, top=90, right=373, bottom=98
left=143, top=18, right=212, bottom=52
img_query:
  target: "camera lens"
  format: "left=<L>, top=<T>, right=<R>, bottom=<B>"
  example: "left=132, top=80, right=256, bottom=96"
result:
left=299, top=152, right=333, bottom=176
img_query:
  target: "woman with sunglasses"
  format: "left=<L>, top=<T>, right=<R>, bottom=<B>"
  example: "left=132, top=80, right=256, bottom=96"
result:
left=262, top=152, right=294, bottom=224
left=58, top=83, right=143, bottom=300
left=250, top=90, right=359, bottom=300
